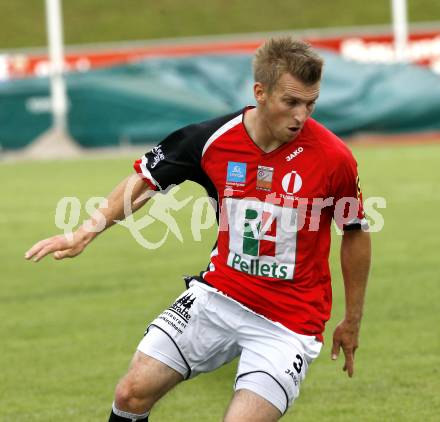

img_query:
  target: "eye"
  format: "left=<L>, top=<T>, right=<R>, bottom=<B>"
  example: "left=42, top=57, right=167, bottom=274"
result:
left=284, top=98, right=299, bottom=107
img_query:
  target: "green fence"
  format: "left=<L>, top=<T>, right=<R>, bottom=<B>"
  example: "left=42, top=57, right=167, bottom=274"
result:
left=1, top=51, right=440, bottom=150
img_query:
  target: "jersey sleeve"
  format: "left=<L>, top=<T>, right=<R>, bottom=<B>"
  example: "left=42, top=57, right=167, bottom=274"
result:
left=330, top=150, right=368, bottom=231
left=134, top=110, right=244, bottom=193
left=133, top=124, right=205, bottom=192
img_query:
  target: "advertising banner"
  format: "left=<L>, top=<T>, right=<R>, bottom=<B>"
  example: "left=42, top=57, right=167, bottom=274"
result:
left=1, top=30, right=440, bottom=81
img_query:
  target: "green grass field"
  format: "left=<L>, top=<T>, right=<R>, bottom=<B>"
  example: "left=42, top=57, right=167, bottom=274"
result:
left=1, top=143, right=439, bottom=421
left=1, top=0, right=439, bottom=49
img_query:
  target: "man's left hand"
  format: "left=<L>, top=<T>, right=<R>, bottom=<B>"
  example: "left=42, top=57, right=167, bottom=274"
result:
left=331, top=319, right=360, bottom=377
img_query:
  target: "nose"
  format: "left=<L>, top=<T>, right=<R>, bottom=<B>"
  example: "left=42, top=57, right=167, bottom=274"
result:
left=293, top=104, right=309, bottom=125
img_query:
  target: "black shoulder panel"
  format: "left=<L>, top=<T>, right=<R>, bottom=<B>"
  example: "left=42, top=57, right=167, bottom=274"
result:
left=139, top=109, right=243, bottom=192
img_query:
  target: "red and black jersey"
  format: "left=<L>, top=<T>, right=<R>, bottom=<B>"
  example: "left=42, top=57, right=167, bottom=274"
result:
left=134, top=106, right=367, bottom=340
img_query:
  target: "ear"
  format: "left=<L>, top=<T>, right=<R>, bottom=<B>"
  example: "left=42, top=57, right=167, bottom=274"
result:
left=254, top=82, right=266, bottom=105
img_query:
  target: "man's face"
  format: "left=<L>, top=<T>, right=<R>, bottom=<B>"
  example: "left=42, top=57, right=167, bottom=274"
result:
left=255, top=72, right=320, bottom=143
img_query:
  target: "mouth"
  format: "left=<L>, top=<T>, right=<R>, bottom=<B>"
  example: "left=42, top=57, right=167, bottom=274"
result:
left=288, top=126, right=300, bottom=134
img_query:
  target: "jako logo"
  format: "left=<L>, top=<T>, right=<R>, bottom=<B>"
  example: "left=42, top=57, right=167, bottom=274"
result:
left=286, top=147, right=304, bottom=161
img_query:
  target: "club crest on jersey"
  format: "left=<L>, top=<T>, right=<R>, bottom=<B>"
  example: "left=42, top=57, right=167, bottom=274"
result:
left=256, top=165, right=274, bottom=191
left=226, top=161, right=247, bottom=185
left=282, top=171, right=302, bottom=195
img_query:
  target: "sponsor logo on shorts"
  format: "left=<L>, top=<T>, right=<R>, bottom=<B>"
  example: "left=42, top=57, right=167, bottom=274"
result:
left=169, top=293, right=196, bottom=323
left=158, top=311, right=186, bottom=334
left=156, top=293, right=197, bottom=334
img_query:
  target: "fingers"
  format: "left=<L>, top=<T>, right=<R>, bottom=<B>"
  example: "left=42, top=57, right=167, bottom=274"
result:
left=24, top=238, right=52, bottom=261
left=342, top=345, right=357, bottom=377
left=32, top=242, right=64, bottom=262
left=343, top=349, right=354, bottom=377
left=54, top=249, right=74, bottom=260
left=25, top=235, right=71, bottom=262
left=331, top=337, right=341, bottom=360
left=332, top=321, right=359, bottom=377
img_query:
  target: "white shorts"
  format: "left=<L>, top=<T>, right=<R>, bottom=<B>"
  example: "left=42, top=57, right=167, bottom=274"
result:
left=137, top=282, right=322, bottom=414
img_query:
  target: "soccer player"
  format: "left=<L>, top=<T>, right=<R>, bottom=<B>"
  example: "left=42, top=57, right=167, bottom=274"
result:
left=25, top=37, right=371, bottom=421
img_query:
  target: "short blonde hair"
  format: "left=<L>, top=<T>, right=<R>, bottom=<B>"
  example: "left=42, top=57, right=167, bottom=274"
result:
left=253, top=37, right=324, bottom=92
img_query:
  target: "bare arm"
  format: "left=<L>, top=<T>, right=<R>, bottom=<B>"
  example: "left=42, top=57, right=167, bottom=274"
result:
left=331, top=229, right=371, bottom=377
left=25, top=174, right=152, bottom=262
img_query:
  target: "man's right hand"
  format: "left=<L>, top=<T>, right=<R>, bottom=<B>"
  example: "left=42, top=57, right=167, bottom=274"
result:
left=24, top=174, right=152, bottom=263
left=24, top=228, right=92, bottom=262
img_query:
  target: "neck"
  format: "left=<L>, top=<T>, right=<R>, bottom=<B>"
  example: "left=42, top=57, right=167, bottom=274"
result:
left=244, top=107, right=285, bottom=153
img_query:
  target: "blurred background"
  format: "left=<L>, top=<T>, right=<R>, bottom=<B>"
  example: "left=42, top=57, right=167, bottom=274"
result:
left=1, top=1, right=439, bottom=421
left=1, top=0, right=440, bottom=154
